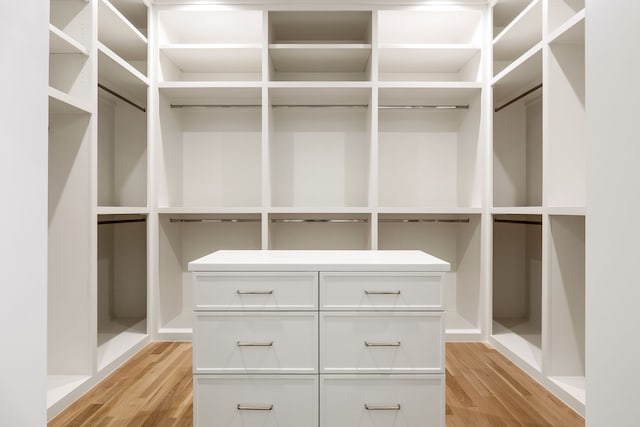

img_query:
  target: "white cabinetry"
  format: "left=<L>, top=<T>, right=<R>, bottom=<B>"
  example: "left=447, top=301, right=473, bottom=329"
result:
left=490, top=0, right=585, bottom=415
left=190, top=250, right=449, bottom=427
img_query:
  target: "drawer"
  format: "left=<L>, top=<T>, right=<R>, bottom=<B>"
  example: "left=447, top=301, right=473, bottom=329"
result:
left=320, top=374, right=444, bottom=427
left=194, top=312, right=318, bottom=374
left=320, top=272, right=444, bottom=311
left=194, top=375, right=318, bottom=427
left=194, top=272, right=318, bottom=311
left=320, top=312, right=444, bottom=373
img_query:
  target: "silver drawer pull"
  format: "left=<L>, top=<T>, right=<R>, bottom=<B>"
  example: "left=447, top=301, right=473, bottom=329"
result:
left=365, top=404, right=401, bottom=411
left=237, top=404, right=274, bottom=411
left=364, top=290, right=401, bottom=295
left=237, top=290, right=274, bottom=295
left=364, top=341, right=401, bottom=347
left=237, top=341, right=274, bottom=347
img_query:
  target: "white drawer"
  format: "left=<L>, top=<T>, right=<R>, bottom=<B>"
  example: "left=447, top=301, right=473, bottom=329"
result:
left=320, top=374, right=445, bottom=427
left=193, top=272, right=318, bottom=311
left=194, top=375, right=318, bottom=427
left=320, top=272, right=444, bottom=311
left=194, top=312, right=318, bottom=374
left=320, top=312, right=444, bottom=373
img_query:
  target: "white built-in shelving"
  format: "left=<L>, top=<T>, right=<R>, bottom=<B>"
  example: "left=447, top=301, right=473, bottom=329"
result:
left=378, top=9, right=483, bottom=82
left=490, top=0, right=586, bottom=415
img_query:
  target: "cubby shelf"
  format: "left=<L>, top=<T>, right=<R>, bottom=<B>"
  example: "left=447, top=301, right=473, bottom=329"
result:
left=548, top=8, right=585, bottom=44
left=269, top=44, right=371, bottom=74
left=160, top=44, right=262, bottom=79
left=547, top=0, right=585, bottom=36
left=49, top=24, right=89, bottom=55
left=98, top=42, right=148, bottom=107
left=98, top=0, right=147, bottom=67
left=493, top=0, right=542, bottom=76
left=49, top=87, right=93, bottom=114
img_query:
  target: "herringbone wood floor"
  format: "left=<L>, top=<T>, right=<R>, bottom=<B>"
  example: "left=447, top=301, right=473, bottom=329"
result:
left=49, top=342, right=584, bottom=427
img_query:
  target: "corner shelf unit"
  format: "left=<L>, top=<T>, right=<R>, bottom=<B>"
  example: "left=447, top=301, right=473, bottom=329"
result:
left=47, top=0, right=151, bottom=420
left=490, top=1, right=586, bottom=416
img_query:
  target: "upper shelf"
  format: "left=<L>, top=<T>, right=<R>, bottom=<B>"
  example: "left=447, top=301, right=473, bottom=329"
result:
left=98, top=0, right=147, bottom=63
left=49, top=24, right=89, bottom=55
left=378, top=9, right=482, bottom=45
left=493, top=0, right=542, bottom=73
left=549, top=9, right=585, bottom=45
left=161, top=44, right=262, bottom=74
left=548, top=0, right=585, bottom=36
left=158, top=9, right=263, bottom=44
left=49, top=86, right=93, bottom=115
left=493, top=0, right=533, bottom=37
left=98, top=42, right=148, bottom=108
left=493, top=45, right=542, bottom=107
left=269, top=44, right=371, bottom=74
left=378, top=45, right=481, bottom=81
left=107, top=0, right=148, bottom=37
left=270, top=11, right=371, bottom=44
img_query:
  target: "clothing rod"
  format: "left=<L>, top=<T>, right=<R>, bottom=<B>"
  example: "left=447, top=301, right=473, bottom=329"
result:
left=379, top=218, right=470, bottom=223
left=494, top=84, right=543, bottom=113
left=271, top=219, right=368, bottom=223
left=170, top=104, right=261, bottom=109
left=98, top=84, right=146, bottom=113
left=98, top=218, right=146, bottom=225
left=379, top=105, right=469, bottom=110
left=494, top=219, right=542, bottom=225
left=169, top=218, right=260, bottom=223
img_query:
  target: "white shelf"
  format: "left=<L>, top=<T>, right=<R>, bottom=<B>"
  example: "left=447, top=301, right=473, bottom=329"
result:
left=547, top=207, right=585, bottom=216
left=268, top=81, right=372, bottom=89
left=49, top=87, right=92, bottom=114
left=548, top=0, right=585, bottom=36
left=159, top=207, right=263, bottom=215
left=378, top=207, right=483, bottom=215
left=492, top=44, right=542, bottom=105
left=269, top=44, right=371, bottom=74
left=98, top=0, right=147, bottom=63
left=378, top=81, right=483, bottom=89
left=549, top=376, right=586, bottom=405
left=161, top=44, right=262, bottom=75
left=97, top=206, right=149, bottom=215
left=492, top=320, right=542, bottom=372
left=493, top=0, right=533, bottom=35
left=158, top=9, right=263, bottom=44
left=47, top=375, right=91, bottom=409
left=270, top=11, right=371, bottom=44
left=97, top=318, right=147, bottom=371
left=492, top=207, right=543, bottom=215
left=159, top=85, right=262, bottom=105
left=379, top=86, right=481, bottom=106
left=269, top=207, right=371, bottom=214
left=49, top=24, right=88, bottom=55
left=98, top=42, right=148, bottom=107
left=378, top=9, right=482, bottom=45
left=269, top=86, right=371, bottom=106
left=108, top=0, right=148, bottom=37
left=548, top=9, right=585, bottom=45
left=379, top=45, right=480, bottom=75
left=493, top=0, right=542, bottom=62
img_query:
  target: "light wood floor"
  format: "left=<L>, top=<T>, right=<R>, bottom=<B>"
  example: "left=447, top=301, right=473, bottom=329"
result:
left=49, top=342, right=584, bottom=427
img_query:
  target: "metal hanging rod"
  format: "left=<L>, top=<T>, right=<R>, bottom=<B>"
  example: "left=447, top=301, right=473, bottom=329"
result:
left=379, top=218, right=470, bottom=223
left=271, top=219, right=368, bottom=223
left=98, top=218, right=146, bottom=225
left=169, top=218, right=260, bottom=223
left=379, top=105, right=469, bottom=110
left=170, top=104, right=261, bottom=109
left=494, top=83, right=543, bottom=113
left=494, top=218, right=542, bottom=226
left=98, top=84, right=146, bottom=113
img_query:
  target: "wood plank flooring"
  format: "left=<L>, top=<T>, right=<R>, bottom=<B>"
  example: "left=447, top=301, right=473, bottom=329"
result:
left=49, top=342, right=584, bottom=427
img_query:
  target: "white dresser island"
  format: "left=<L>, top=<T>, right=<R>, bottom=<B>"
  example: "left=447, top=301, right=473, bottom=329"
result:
left=189, top=250, right=450, bottom=427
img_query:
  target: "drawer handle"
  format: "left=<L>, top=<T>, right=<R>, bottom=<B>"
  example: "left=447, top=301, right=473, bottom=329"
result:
left=364, top=404, right=401, bottom=411
left=237, top=290, right=274, bottom=295
left=237, top=404, right=274, bottom=411
left=364, top=341, right=401, bottom=347
left=364, top=290, right=401, bottom=295
left=237, top=341, right=274, bottom=347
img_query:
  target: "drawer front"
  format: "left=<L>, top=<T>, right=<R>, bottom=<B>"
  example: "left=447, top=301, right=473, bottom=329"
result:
left=194, top=312, right=318, bottom=373
left=320, top=374, right=444, bottom=427
left=320, top=272, right=444, bottom=311
left=194, top=375, right=318, bottom=427
left=194, top=272, right=318, bottom=311
left=320, top=312, right=444, bottom=373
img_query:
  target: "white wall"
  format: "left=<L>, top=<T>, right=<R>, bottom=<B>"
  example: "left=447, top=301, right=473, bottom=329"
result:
left=0, top=2, right=48, bottom=426
left=586, top=1, right=640, bottom=425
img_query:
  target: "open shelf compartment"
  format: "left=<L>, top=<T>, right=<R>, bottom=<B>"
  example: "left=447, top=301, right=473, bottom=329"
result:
left=157, top=86, right=262, bottom=209
left=158, top=213, right=262, bottom=336
left=269, top=213, right=371, bottom=250
left=492, top=214, right=542, bottom=371
left=97, top=214, right=148, bottom=371
left=378, top=87, right=483, bottom=209
left=378, top=213, right=482, bottom=338
left=269, top=87, right=371, bottom=208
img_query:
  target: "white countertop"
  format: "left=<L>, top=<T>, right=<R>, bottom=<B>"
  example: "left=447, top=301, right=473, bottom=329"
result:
left=188, top=250, right=450, bottom=272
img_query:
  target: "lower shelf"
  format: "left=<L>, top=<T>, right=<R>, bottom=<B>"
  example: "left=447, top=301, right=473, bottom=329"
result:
left=47, top=375, right=91, bottom=409
left=97, top=318, right=147, bottom=371
left=491, top=319, right=542, bottom=372
left=549, top=376, right=586, bottom=406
